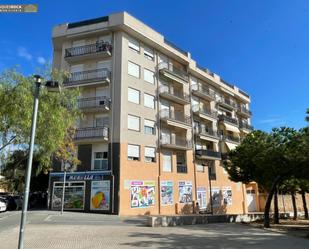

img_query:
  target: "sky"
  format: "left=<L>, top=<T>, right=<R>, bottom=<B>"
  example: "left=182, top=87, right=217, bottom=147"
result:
left=0, top=0, right=308, bottom=131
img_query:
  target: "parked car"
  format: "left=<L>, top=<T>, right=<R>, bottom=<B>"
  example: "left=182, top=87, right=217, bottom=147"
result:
left=0, top=195, right=17, bottom=211
left=0, top=197, right=7, bottom=212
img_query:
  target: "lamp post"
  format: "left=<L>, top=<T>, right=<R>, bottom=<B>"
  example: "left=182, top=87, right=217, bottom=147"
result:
left=18, top=75, right=60, bottom=249
left=61, top=166, right=67, bottom=215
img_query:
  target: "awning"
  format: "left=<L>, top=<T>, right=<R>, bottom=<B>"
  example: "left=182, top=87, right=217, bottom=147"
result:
left=223, top=123, right=240, bottom=133
left=225, top=142, right=238, bottom=151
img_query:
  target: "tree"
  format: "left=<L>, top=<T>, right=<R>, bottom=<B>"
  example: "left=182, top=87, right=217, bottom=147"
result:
left=306, top=108, right=309, bottom=122
left=280, top=179, right=300, bottom=220
left=224, top=128, right=305, bottom=228
left=0, top=68, right=81, bottom=173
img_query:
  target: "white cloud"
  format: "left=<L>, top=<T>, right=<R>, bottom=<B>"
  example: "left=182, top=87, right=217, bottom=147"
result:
left=37, top=56, right=46, bottom=65
left=17, top=47, right=32, bottom=61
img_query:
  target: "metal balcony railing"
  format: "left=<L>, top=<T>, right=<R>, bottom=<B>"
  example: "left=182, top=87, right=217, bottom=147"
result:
left=192, top=83, right=216, bottom=99
left=77, top=96, right=110, bottom=110
left=239, top=121, right=254, bottom=131
left=221, top=135, right=240, bottom=143
left=160, top=135, right=192, bottom=149
left=195, top=149, right=221, bottom=159
left=64, top=68, right=110, bottom=86
left=159, top=86, right=190, bottom=102
left=195, top=126, right=219, bottom=138
left=238, top=106, right=252, bottom=116
left=160, top=110, right=191, bottom=125
left=192, top=105, right=217, bottom=119
left=218, top=114, right=238, bottom=125
left=65, top=42, right=112, bottom=58
left=177, top=165, right=188, bottom=173
left=158, top=62, right=188, bottom=81
left=218, top=98, right=237, bottom=108
left=75, top=126, right=109, bottom=140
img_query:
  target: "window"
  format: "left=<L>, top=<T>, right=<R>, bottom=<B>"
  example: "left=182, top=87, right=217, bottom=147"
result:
left=144, top=119, right=155, bottom=135
left=128, top=88, right=140, bottom=104
left=95, top=116, right=109, bottom=127
left=128, top=37, right=140, bottom=52
left=128, top=115, right=140, bottom=131
left=196, top=164, right=204, bottom=172
left=128, top=61, right=140, bottom=78
left=144, top=93, right=155, bottom=109
left=94, top=152, right=108, bottom=170
left=163, top=152, right=172, bottom=172
left=128, top=144, right=140, bottom=161
left=144, top=46, right=154, bottom=60
left=144, top=69, right=155, bottom=84
left=145, top=147, right=156, bottom=162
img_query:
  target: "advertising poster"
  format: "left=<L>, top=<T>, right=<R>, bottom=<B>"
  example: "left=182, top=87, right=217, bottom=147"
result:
left=130, top=181, right=155, bottom=208
left=222, top=187, right=232, bottom=205
left=52, top=182, right=85, bottom=210
left=211, top=187, right=221, bottom=207
left=197, top=187, right=207, bottom=209
left=178, top=181, right=193, bottom=203
left=160, top=181, right=173, bottom=206
left=91, top=180, right=110, bottom=211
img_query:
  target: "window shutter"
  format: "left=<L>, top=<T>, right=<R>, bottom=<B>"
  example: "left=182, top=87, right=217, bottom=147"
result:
left=144, top=46, right=154, bottom=59
left=128, top=62, right=140, bottom=78
left=128, top=88, right=140, bottom=104
left=128, top=115, right=140, bottom=131
left=128, top=144, right=139, bottom=157
left=144, top=119, right=155, bottom=128
left=144, top=94, right=154, bottom=109
left=144, top=69, right=154, bottom=84
left=145, top=147, right=155, bottom=158
left=128, top=37, right=140, bottom=52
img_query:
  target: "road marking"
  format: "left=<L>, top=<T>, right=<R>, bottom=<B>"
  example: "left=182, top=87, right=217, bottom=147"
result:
left=44, top=215, right=52, bottom=222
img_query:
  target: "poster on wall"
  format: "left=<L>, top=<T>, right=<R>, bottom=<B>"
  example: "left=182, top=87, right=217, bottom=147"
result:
left=52, top=182, right=85, bottom=210
left=178, top=181, right=193, bottom=203
left=160, top=181, right=173, bottom=206
left=130, top=181, right=155, bottom=208
left=211, top=187, right=221, bottom=207
left=197, top=187, right=207, bottom=209
left=90, top=180, right=110, bottom=211
left=222, top=187, right=232, bottom=205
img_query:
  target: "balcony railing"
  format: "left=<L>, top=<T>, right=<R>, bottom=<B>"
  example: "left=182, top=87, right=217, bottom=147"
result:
left=75, top=126, right=109, bottom=140
left=160, top=135, right=192, bottom=149
left=65, top=42, right=112, bottom=58
left=221, top=135, right=240, bottom=143
left=195, top=126, right=219, bottom=138
left=192, top=105, right=217, bottom=119
left=64, top=68, right=110, bottom=86
left=160, top=110, right=191, bottom=125
left=159, top=86, right=190, bottom=102
left=192, top=84, right=216, bottom=99
left=158, top=62, right=188, bottom=81
left=77, top=96, right=110, bottom=110
left=177, top=165, right=188, bottom=173
left=238, top=106, right=252, bottom=116
left=195, top=149, right=222, bottom=159
left=218, top=98, right=237, bottom=109
left=239, top=121, right=254, bottom=131
left=218, top=114, right=238, bottom=126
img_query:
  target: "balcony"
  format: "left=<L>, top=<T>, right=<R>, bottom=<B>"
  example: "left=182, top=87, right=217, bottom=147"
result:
left=158, top=62, right=188, bottom=85
left=159, top=86, right=190, bottom=105
left=196, top=149, right=222, bottom=160
left=239, top=121, right=254, bottom=132
left=75, top=126, right=109, bottom=142
left=64, top=68, right=110, bottom=88
left=221, top=135, right=240, bottom=144
left=77, top=96, right=110, bottom=113
left=195, top=127, right=219, bottom=141
left=218, top=98, right=237, bottom=110
left=237, top=106, right=252, bottom=118
left=160, top=110, right=192, bottom=129
left=192, top=105, right=217, bottom=121
left=64, top=42, right=112, bottom=62
left=177, top=165, right=188, bottom=173
left=191, top=84, right=216, bottom=101
left=160, top=135, right=192, bottom=150
left=218, top=115, right=238, bottom=126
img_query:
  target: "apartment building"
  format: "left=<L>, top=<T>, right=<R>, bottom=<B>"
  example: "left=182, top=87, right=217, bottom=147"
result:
left=49, top=12, right=256, bottom=216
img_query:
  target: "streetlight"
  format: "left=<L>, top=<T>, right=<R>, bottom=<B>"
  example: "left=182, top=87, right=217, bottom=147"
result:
left=18, top=75, right=60, bottom=249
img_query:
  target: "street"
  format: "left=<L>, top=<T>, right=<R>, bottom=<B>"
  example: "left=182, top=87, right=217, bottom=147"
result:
left=0, top=211, right=309, bottom=248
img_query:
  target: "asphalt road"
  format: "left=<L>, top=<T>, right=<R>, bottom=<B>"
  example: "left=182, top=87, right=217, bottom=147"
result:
left=0, top=211, right=309, bottom=249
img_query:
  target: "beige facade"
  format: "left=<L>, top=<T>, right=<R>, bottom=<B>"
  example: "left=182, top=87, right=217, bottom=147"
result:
left=51, top=12, right=256, bottom=215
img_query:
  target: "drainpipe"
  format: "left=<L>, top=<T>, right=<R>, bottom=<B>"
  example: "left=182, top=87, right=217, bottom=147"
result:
left=156, top=51, right=161, bottom=215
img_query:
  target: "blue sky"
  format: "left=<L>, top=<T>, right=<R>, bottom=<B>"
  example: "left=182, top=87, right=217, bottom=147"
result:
left=0, top=0, right=308, bottom=131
